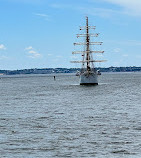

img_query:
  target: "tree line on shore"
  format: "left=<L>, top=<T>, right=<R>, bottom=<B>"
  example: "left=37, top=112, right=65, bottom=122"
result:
left=0, top=66, right=141, bottom=75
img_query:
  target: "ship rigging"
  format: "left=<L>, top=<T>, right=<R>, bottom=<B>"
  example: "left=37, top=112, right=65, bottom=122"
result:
left=71, top=17, right=106, bottom=85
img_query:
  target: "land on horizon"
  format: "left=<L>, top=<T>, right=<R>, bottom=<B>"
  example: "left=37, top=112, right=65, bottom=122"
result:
left=0, top=66, right=141, bottom=75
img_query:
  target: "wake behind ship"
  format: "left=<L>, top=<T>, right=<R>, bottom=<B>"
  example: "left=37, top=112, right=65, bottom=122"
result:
left=71, top=17, right=106, bottom=85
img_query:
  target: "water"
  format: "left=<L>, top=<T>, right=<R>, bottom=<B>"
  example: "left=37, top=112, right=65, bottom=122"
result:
left=0, top=72, right=141, bottom=158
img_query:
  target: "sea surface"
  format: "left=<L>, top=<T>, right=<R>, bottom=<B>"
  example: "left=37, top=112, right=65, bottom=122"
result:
left=0, top=72, right=141, bottom=158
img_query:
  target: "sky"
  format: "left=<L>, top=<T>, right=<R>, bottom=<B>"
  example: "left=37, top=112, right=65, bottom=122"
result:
left=0, top=0, right=141, bottom=70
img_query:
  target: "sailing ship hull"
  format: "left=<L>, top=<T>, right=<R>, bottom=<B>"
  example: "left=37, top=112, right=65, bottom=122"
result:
left=80, top=72, right=98, bottom=85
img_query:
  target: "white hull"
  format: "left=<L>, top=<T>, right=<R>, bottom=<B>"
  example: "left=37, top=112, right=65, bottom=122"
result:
left=80, top=72, right=98, bottom=85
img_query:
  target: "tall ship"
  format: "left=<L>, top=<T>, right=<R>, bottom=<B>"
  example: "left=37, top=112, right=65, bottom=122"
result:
left=71, top=17, right=106, bottom=85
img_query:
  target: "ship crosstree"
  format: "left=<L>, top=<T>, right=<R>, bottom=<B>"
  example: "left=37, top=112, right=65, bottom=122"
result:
left=71, top=16, right=106, bottom=70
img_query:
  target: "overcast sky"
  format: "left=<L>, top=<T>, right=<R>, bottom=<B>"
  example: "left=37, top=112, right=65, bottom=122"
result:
left=0, top=0, right=141, bottom=70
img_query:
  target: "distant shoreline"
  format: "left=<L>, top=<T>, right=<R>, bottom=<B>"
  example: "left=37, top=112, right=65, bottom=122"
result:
left=0, top=67, right=141, bottom=75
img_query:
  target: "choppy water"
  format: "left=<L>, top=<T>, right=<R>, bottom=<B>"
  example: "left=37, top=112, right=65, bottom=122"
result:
left=0, top=72, right=141, bottom=158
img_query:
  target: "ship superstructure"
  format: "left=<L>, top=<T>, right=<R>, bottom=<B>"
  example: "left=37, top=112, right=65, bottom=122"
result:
left=71, top=17, right=106, bottom=85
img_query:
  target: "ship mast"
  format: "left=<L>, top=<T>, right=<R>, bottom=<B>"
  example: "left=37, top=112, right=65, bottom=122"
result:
left=86, top=16, right=90, bottom=71
left=71, top=17, right=106, bottom=73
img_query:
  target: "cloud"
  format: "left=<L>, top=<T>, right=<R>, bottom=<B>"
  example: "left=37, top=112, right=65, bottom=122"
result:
left=75, top=0, right=141, bottom=18
left=25, top=46, right=41, bottom=58
left=77, top=6, right=121, bottom=18
left=28, top=50, right=41, bottom=58
left=50, top=2, right=119, bottom=18
left=49, top=2, right=120, bottom=19
left=25, top=46, right=33, bottom=50
left=34, top=13, right=50, bottom=20
left=49, top=1, right=141, bottom=19
left=0, top=44, right=6, bottom=50
left=103, top=0, right=141, bottom=17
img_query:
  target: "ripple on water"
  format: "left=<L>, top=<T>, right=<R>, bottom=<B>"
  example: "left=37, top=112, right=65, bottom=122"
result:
left=0, top=73, right=141, bottom=157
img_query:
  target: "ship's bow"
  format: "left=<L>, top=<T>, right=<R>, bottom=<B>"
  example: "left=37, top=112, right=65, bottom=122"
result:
left=80, top=72, right=98, bottom=85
